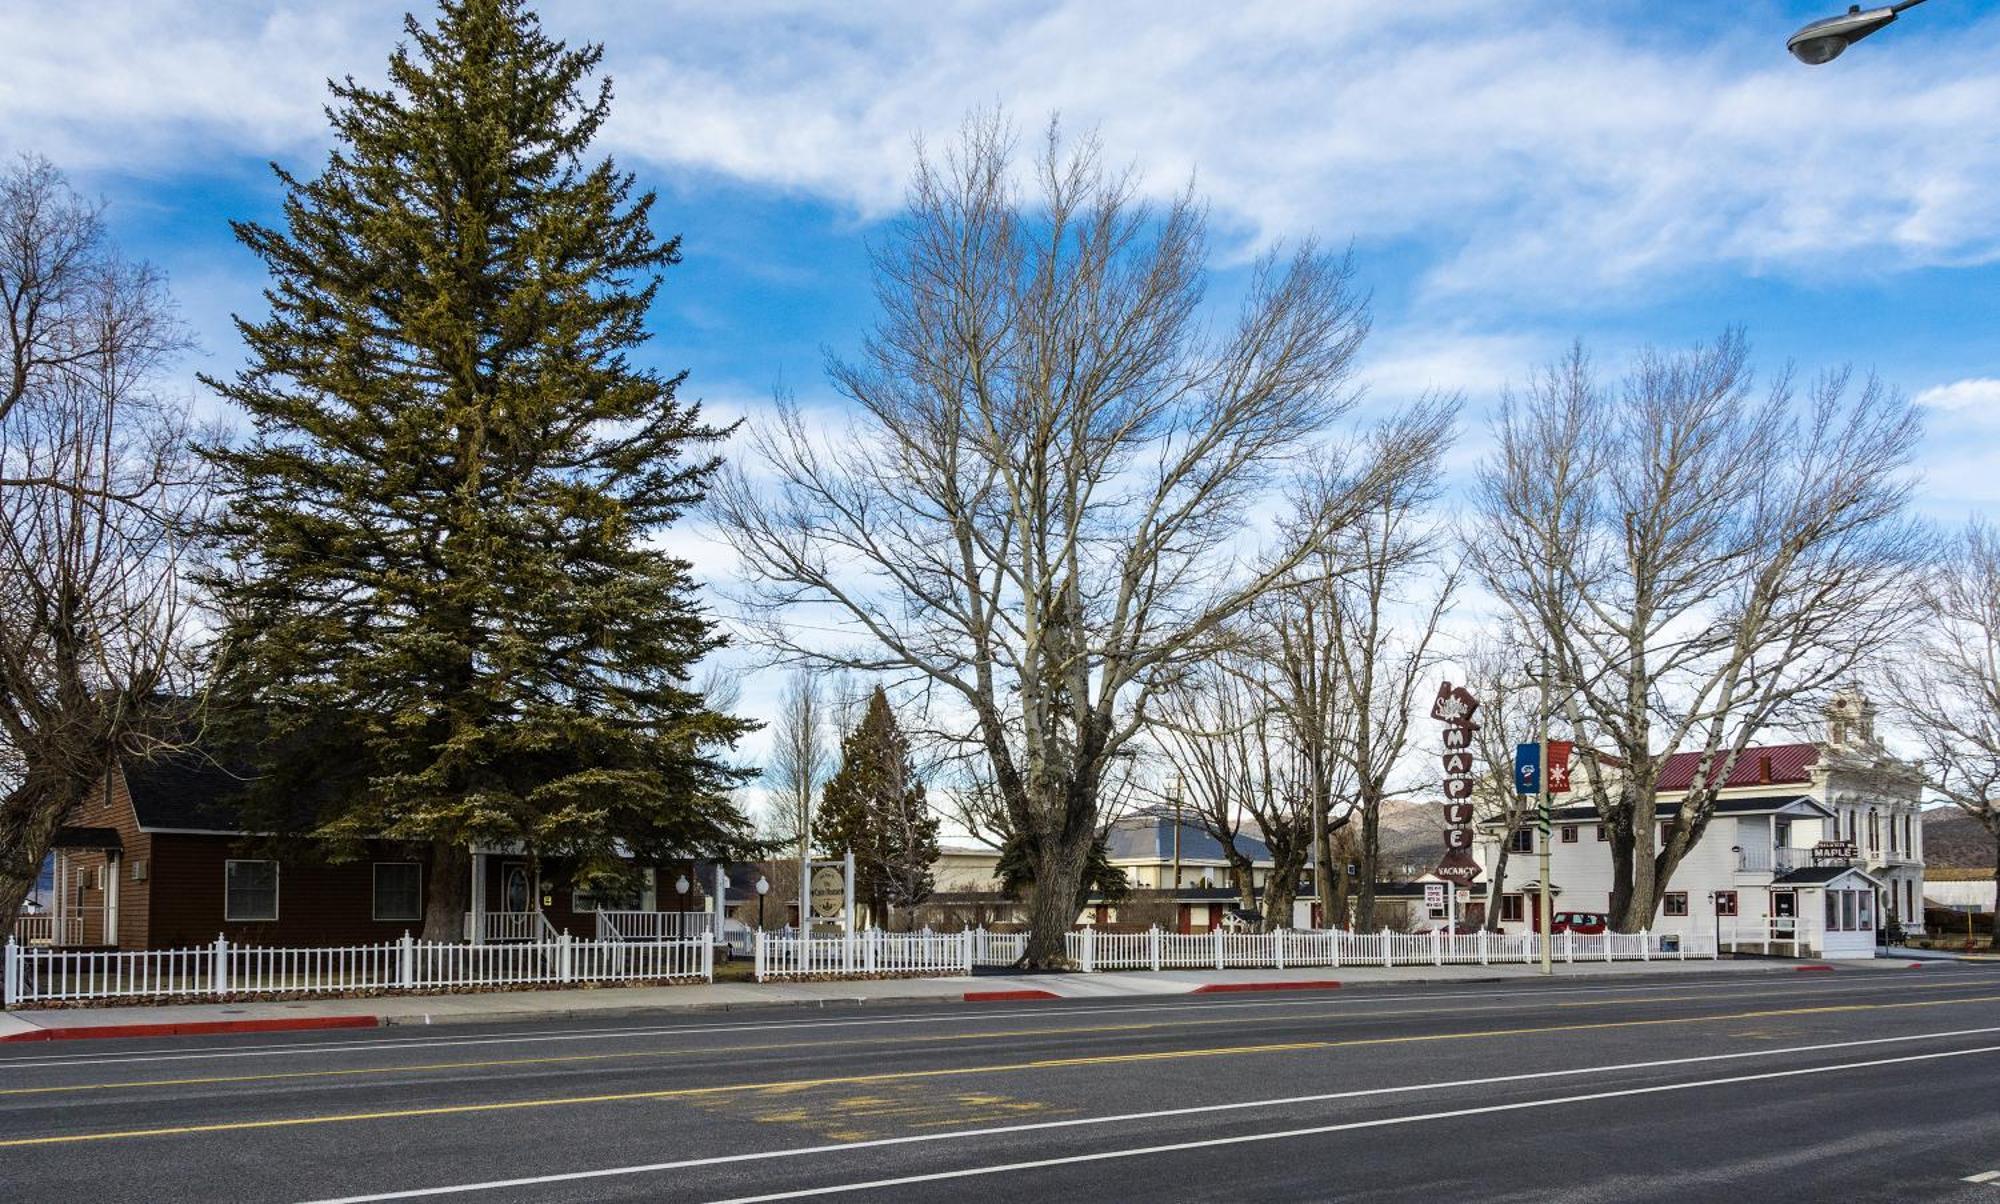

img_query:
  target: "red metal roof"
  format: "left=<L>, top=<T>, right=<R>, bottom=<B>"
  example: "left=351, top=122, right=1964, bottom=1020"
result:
left=1657, top=743, right=1818, bottom=791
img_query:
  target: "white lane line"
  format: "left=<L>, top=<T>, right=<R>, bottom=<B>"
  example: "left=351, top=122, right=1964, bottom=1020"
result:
left=1965, top=1170, right=2000, bottom=1183
left=293, top=1025, right=2000, bottom=1203
left=12, top=967, right=1988, bottom=1071
left=702, top=1044, right=2000, bottom=1203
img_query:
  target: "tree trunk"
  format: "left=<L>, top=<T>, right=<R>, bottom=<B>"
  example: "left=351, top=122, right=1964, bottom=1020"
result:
left=1313, top=807, right=1335, bottom=930
left=423, top=839, right=472, bottom=943
left=0, top=781, right=82, bottom=939
left=1485, top=839, right=1512, bottom=932
left=1356, top=793, right=1380, bottom=928
left=1020, top=836, right=1088, bottom=968
left=1607, top=816, right=1636, bottom=928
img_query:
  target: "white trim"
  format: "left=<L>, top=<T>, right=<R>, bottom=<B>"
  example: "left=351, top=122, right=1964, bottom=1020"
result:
left=371, top=861, right=423, bottom=922
left=223, top=858, right=280, bottom=922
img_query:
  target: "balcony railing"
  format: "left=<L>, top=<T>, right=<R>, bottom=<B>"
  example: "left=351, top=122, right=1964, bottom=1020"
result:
left=467, top=910, right=559, bottom=943
left=1735, top=846, right=1811, bottom=874
left=594, top=911, right=713, bottom=942
left=9, top=914, right=83, bottom=946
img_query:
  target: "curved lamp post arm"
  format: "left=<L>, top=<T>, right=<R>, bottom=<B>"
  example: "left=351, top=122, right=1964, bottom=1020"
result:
left=1788, top=0, right=1929, bottom=65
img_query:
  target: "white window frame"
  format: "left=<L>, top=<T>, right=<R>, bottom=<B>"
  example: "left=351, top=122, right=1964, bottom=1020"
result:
left=371, top=861, right=423, bottom=922
left=224, top=859, right=280, bottom=922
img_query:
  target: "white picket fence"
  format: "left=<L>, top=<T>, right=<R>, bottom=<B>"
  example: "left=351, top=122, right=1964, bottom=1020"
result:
left=3, top=933, right=711, bottom=1006
left=755, top=925, right=1711, bottom=980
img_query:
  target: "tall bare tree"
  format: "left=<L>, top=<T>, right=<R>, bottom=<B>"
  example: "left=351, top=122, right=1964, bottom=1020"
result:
left=712, top=115, right=1431, bottom=966
left=1473, top=333, right=1927, bottom=931
left=1891, top=521, right=2000, bottom=950
left=1152, top=657, right=1288, bottom=925
left=1325, top=461, right=1459, bottom=928
left=763, top=667, right=830, bottom=870
left=0, top=157, right=207, bottom=926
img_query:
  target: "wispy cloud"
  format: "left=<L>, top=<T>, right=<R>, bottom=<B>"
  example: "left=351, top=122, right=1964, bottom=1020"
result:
left=5, top=2, right=1998, bottom=306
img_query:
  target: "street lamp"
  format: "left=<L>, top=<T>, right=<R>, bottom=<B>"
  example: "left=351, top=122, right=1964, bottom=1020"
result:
left=755, top=875, right=770, bottom=930
left=1787, top=1, right=1927, bottom=65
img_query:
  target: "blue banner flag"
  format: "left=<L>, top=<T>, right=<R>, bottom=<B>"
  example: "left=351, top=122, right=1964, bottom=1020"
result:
left=1515, top=743, right=1541, bottom=795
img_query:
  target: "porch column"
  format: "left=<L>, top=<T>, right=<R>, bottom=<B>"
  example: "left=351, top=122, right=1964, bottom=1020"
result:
left=469, top=849, right=486, bottom=945
left=51, top=852, right=65, bottom=943
left=104, top=853, right=120, bottom=948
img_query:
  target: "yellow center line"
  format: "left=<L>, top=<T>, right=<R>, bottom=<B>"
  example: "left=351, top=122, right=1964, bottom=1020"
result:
left=4, top=992, right=1996, bottom=1149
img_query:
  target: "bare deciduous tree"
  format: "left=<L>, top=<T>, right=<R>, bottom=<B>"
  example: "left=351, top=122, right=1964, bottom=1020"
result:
left=0, top=156, right=207, bottom=926
left=1891, top=521, right=2000, bottom=950
left=1473, top=332, right=1927, bottom=931
left=763, top=667, right=830, bottom=870
left=712, top=115, right=1431, bottom=966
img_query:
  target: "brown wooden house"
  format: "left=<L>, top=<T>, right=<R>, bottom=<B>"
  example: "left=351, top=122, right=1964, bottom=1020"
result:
left=34, top=755, right=716, bottom=951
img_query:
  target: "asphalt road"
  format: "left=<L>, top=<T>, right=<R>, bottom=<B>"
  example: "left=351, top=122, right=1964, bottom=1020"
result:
left=4, top=966, right=1999, bottom=1203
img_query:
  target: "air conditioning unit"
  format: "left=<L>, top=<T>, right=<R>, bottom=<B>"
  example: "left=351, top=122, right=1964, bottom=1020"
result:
left=130, top=858, right=149, bottom=882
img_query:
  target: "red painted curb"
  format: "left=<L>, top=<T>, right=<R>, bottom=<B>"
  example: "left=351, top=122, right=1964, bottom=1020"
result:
left=0, top=1015, right=380, bottom=1043
left=962, top=989, right=1062, bottom=1002
left=1192, top=981, right=1342, bottom=994
left=1908, top=962, right=1928, bottom=969
left=1795, top=965, right=1836, bottom=973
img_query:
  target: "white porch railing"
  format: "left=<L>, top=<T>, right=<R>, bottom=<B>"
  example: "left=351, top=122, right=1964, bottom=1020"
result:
left=4, top=933, right=712, bottom=1006
left=756, top=925, right=1712, bottom=981
left=595, top=910, right=713, bottom=942
left=471, top=910, right=559, bottom=943
left=9, top=914, right=83, bottom=947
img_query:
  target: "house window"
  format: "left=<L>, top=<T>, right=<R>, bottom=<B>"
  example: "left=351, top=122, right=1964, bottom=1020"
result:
left=1845, top=810, right=1856, bottom=843
left=1507, top=828, right=1534, bottom=854
left=1561, top=825, right=1579, bottom=844
left=372, top=863, right=422, bottom=922
left=1663, top=892, right=1689, bottom=917
left=1595, top=824, right=1608, bottom=842
left=1888, top=813, right=1898, bottom=854
left=1857, top=891, right=1873, bottom=931
left=1660, top=823, right=1674, bottom=847
left=1867, top=809, right=1879, bottom=852
left=224, top=860, right=279, bottom=922
left=1904, top=815, right=1914, bottom=858
left=1714, top=890, right=1737, bottom=917
left=1825, top=890, right=1840, bottom=931
left=1501, top=894, right=1525, bottom=923
left=1905, top=880, right=1915, bottom=921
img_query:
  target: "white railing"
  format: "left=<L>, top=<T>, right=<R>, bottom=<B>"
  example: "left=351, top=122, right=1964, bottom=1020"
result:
left=595, top=910, right=713, bottom=942
left=9, top=914, right=83, bottom=947
left=472, top=910, right=560, bottom=943
left=755, top=929, right=973, bottom=980
left=1736, top=846, right=1810, bottom=874
left=3, top=933, right=711, bottom=1006
left=756, top=925, right=1713, bottom=980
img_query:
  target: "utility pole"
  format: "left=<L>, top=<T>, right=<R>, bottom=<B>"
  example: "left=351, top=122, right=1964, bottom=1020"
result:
left=1538, top=645, right=1554, bottom=976
left=1171, top=773, right=1184, bottom=891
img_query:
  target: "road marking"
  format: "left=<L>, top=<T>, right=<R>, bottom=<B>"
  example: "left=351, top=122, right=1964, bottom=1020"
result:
left=695, top=1043, right=2000, bottom=1203
left=289, top=1027, right=2000, bottom=1203
left=6, top=966, right=1989, bottom=1071
left=6, top=993, right=1998, bottom=1149
left=1966, top=1170, right=2000, bottom=1183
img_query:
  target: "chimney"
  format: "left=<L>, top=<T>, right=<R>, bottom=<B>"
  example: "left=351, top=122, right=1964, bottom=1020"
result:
left=1758, top=754, right=1773, bottom=785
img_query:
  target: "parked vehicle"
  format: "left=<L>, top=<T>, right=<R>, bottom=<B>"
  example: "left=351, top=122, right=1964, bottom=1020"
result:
left=1548, top=911, right=1610, bottom=935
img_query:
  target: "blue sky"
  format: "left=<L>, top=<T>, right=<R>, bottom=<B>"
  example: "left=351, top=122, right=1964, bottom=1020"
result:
left=4, top=0, right=1998, bottom=772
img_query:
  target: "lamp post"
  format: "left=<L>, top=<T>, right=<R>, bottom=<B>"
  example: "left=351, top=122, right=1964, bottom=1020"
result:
left=1787, top=1, right=1928, bottom=64
left=755, top=875, right=770, bottom=931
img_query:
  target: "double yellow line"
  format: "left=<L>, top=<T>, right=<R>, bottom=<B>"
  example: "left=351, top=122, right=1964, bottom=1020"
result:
left=4, top=991, right=1995, bottom=1149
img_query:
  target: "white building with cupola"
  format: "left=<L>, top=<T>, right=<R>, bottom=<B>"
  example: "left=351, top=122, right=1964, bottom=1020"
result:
left=1474, top=690, right=1925, bottom=959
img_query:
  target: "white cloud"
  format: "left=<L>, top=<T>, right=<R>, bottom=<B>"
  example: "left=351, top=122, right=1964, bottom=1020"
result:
left=4, top=2, right=1999, bottom=304
left=1913, top=378, right=2000, bottom=414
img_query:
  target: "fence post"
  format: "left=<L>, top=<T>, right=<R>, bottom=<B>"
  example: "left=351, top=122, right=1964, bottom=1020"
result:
left=1149, top=926, right=1162, bottom=972
left=210, top=934, right=229, bottom=995
left=1564, top=929, right=1575, bottom=964
left=1605, top=930, right=1614, bottom=963
left=398, top=932, right=414, bottom=988
left=1275, top=928, right=1286, bottom=971
left=1330, top=928, right=1341, bottom=969
left=1381, top=927, right=1393, bottom=969
left=1477, top=927, right=1488, bottom=966
left=3, top=937, right=17, bottom=1005
left=1077, top=926, right=1092, bottom=973
left=557, top=931, right=574, bottom=983
left=1211, top=926, right=1223, bottom=970
left=702, top=930, right=715, bottom=982
left=1640, top=929, right=1651, bottom=962
left=754, top=930, right=766, bottom=982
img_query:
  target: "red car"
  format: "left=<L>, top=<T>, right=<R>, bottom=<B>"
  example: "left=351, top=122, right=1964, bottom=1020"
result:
left=1547, top=911, right=1609, bottom=935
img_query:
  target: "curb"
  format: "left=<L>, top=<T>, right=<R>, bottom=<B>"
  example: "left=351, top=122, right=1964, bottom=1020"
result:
left=1796, top=964, right=1836, bottom=973
left=1192, top=980, right=1342, bottom=994
left=0, top=1014, right=379, bottom=1043
left=963, top=989, right=1062, bottom=1002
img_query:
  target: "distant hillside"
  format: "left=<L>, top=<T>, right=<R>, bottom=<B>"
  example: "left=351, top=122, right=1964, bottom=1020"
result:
left=1924, top=809, right=1996, bottom=868
left=1377, top=799, right=1444, bottom=878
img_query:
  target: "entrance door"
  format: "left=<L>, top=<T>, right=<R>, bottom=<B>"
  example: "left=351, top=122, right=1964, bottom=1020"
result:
left=501, top=862, right=532, bottom=913
left=1770, top=889, right=1796, bottom=939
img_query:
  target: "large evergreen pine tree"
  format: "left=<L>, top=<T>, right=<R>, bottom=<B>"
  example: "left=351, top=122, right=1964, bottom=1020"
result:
left=815, top=689, right=939, bottom=929
left=202, top=0, right=751, bottom=939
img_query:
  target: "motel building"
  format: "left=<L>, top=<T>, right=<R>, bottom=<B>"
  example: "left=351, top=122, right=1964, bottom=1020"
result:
left=1474, top=691, right=1925, bottom=960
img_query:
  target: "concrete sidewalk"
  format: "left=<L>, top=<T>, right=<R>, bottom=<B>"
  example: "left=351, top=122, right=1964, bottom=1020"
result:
left=0, top=955, right=1890, bottom=1043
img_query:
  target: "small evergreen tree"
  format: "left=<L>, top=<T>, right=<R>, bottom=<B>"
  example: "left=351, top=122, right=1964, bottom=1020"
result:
left=815, top=688, right=939, bottom=929
left=201, top=0, right=752, bottom=938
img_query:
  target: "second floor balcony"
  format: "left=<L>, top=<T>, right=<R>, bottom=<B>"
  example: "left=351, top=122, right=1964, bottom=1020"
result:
left=1734, top=846, right=1813, bottom=874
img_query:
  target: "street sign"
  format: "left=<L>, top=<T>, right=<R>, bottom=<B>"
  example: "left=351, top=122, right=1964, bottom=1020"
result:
left=809, top=866, right=845, bottom=919
left=1434, top=680, right=1482, bottom=884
